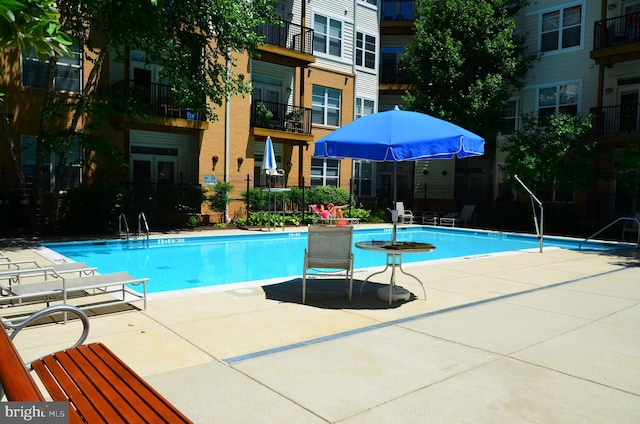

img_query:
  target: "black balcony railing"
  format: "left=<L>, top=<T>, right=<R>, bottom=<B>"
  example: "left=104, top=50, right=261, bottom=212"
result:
left=251, top=100, right=312, bottom=135
left=593, top=11, right=640, bottom=50
left=111, top=79, right=206, bottom=121
left=590, top=104, right=640, bottom=135
left=256, top=21, right=313, bottom=55
left=380, top=63, right=411, bottom=85
left=381, top=0, right=416, bottom=21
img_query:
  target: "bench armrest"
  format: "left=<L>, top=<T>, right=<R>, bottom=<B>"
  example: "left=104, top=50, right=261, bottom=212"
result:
left=3, top=304, right=90, bottom=356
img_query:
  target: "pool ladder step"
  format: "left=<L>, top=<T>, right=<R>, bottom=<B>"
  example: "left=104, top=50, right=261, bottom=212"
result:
left=118, top=212, right=150, bottom=248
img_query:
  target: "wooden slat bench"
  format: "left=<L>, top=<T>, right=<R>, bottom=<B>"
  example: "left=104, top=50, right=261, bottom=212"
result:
left=0, top=305, right=192, bottom=423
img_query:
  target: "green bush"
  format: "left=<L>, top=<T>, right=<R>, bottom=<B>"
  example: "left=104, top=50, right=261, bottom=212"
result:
left=59, top=182, right=128, bottom=229
left=207, top=181, right=233, bottom=223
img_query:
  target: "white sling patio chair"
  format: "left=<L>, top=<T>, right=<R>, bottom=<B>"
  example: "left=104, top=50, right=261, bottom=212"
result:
left=440, top=205, right=476, bottom=227
left=395, top=202, right=414, bottom=224
left=302, top=225, right=354, bottom=304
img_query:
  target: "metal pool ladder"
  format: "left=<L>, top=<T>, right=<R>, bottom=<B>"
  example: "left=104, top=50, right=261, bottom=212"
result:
left=137, top=212, right=150, bottom=247
left=118, top=212, right=150, bottom=248
left=579, top=217, right=640, bottom=249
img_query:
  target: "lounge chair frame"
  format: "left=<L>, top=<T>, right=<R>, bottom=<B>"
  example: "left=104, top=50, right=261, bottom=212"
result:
left=0, top=270, right=148, bottom=322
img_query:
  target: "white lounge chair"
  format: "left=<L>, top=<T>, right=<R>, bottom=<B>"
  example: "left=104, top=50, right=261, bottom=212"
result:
left=622, top=212, right=640, bottom=240
left=302, top=225, right=354, bottom=304
left=440, top=205, right=476, bottom=227
left=0, top=260, right=96, bottom=286
left=395, top=202, right=414, bottom=224
left=1, top=271, right=148, bottom=321
left=422, top=211, right=438, bottom=226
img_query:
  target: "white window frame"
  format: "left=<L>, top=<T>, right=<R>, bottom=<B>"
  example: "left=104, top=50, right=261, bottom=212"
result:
left=21, top=42, right=83, bottom=93
left=537, top=178, right=575, bottom=204
left=312, top=85, right=341, bottom=126
left=358, top=0, right=377, bottom=7
left=313, top=13, right=343, bottom=58
left=311, top=158, right=340, bottom=187
left=501, top=98, right=519, bottom=135
left=21, top=135, right=82, bottom=192
left=536, top=81, right=581, bottom=118
left=355, top=97, right=375, bottom=119
left=355, top=31, right=377, bottom=72
left=354, top=160, right=375, bottom=197
left=538, top=2, right=584, bottom=55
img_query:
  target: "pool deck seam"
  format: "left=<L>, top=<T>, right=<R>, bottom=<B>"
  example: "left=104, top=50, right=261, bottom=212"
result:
left=222, top=266, right=629, bottom=365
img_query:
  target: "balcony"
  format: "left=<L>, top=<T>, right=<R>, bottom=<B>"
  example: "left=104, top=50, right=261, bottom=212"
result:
left=250, top=100, right=312, bottom=136
left=380, top=0, right=416, bottom=35
left=591, top=11, right=640, bottom=66
left=111, top=80, right=206, bottom=122
left=256, top=21, right=315, bottom=66
left=379, top=62, right=411, bottom=92
left=381, top=0, right=416, bottom=21
left=590, top=104, right=640, bottom=136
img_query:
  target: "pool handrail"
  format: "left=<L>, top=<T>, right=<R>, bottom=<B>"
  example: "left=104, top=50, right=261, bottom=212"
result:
left=118, top=213, right=130, bottom=242
left=579, top=216, right=640, bottom=249
left=138, top=212, right=150, bottom=247
left=515, top=175, right=544, bottom=253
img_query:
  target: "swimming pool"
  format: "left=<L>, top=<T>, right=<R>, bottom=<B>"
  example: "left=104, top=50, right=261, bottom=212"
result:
left=42, top=227, right=617, bottom=294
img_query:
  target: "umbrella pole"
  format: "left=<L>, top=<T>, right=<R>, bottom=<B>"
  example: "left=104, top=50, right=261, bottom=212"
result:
left=392, top=161, right=398, bottom=244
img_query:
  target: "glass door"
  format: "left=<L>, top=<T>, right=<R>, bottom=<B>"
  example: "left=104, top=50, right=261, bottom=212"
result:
left=619, top=88, right=639, bottom=133
left=131, top=154, right=177, bottom=184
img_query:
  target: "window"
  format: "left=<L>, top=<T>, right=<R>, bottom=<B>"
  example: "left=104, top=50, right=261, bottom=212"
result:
left=356, top=32, right=376, bottom=70
left=354, top=160, right=374, bottom=197
left=22, top=43, right=82, bottom=92
left=501, top=99, right=518, bottom=135
left=380, top=47, right=409, bottom=84
left=537, top=82, right=579, bottom=119
left=21, top=136, right=82, bottom=192
left=537, top=179, right=574, bottom=203
left=355, top=98, right=375, bottom=119
left=313, top=14, right=342, bottom=57
left=359, top=0, right=377, bottom=6
left=312, top=85, right=341, bottom=126
left=540, top=4, right=582, bottom=53
left=311, top=158, right=340, bottom=187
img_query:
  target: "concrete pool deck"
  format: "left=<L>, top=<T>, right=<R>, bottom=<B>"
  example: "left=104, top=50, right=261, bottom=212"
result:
left=2, top=227, right=640, bottom=423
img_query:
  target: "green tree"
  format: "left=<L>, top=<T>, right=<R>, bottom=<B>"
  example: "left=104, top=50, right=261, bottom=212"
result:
left=17, top=0, right=277, bottom=229
left=612, top=139, right=640, bottom=212
left=0, top=0, right=73, bottom=226
left=207, top=182, right=233, bottom=224
left=0, top=0, right=71, bottom=58
left=404, top=0, right=532, bottom=136
left=500, top=113, right=602, bottom=194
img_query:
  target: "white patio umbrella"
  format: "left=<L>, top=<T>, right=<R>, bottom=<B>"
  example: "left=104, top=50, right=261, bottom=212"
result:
left=261, top=136, right=278, bottom=181
left=261, top=136, right=279, bottom=229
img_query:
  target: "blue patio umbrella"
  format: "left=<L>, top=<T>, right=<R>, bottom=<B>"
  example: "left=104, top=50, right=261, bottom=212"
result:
left=314, top=106, right=484, bottom=161
left=314, top=106, right=484, bottom=242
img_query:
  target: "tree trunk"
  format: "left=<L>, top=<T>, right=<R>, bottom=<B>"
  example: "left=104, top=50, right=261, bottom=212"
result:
left=0, top=99, right=36, bottom=226
left=35, top=58, right=59, bottom=230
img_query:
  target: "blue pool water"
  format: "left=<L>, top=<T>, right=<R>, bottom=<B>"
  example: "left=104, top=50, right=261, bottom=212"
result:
left=43, top=227, right=616, bottom=294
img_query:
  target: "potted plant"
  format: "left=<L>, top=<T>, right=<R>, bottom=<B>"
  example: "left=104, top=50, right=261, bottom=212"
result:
left=255, top=102, right=273, bottom=126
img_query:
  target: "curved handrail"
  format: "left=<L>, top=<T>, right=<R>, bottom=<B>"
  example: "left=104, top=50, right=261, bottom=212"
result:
left=118, top=212, right=130, bottom=242
left=579, top=217, right=640, bottom=249
left=515, top=175, right=544, bottom=253
left=138, top=211, right=150, bottom=247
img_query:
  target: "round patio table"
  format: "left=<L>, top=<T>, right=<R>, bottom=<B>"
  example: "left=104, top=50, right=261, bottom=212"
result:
left=355, top=241, right=435, bottom=305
